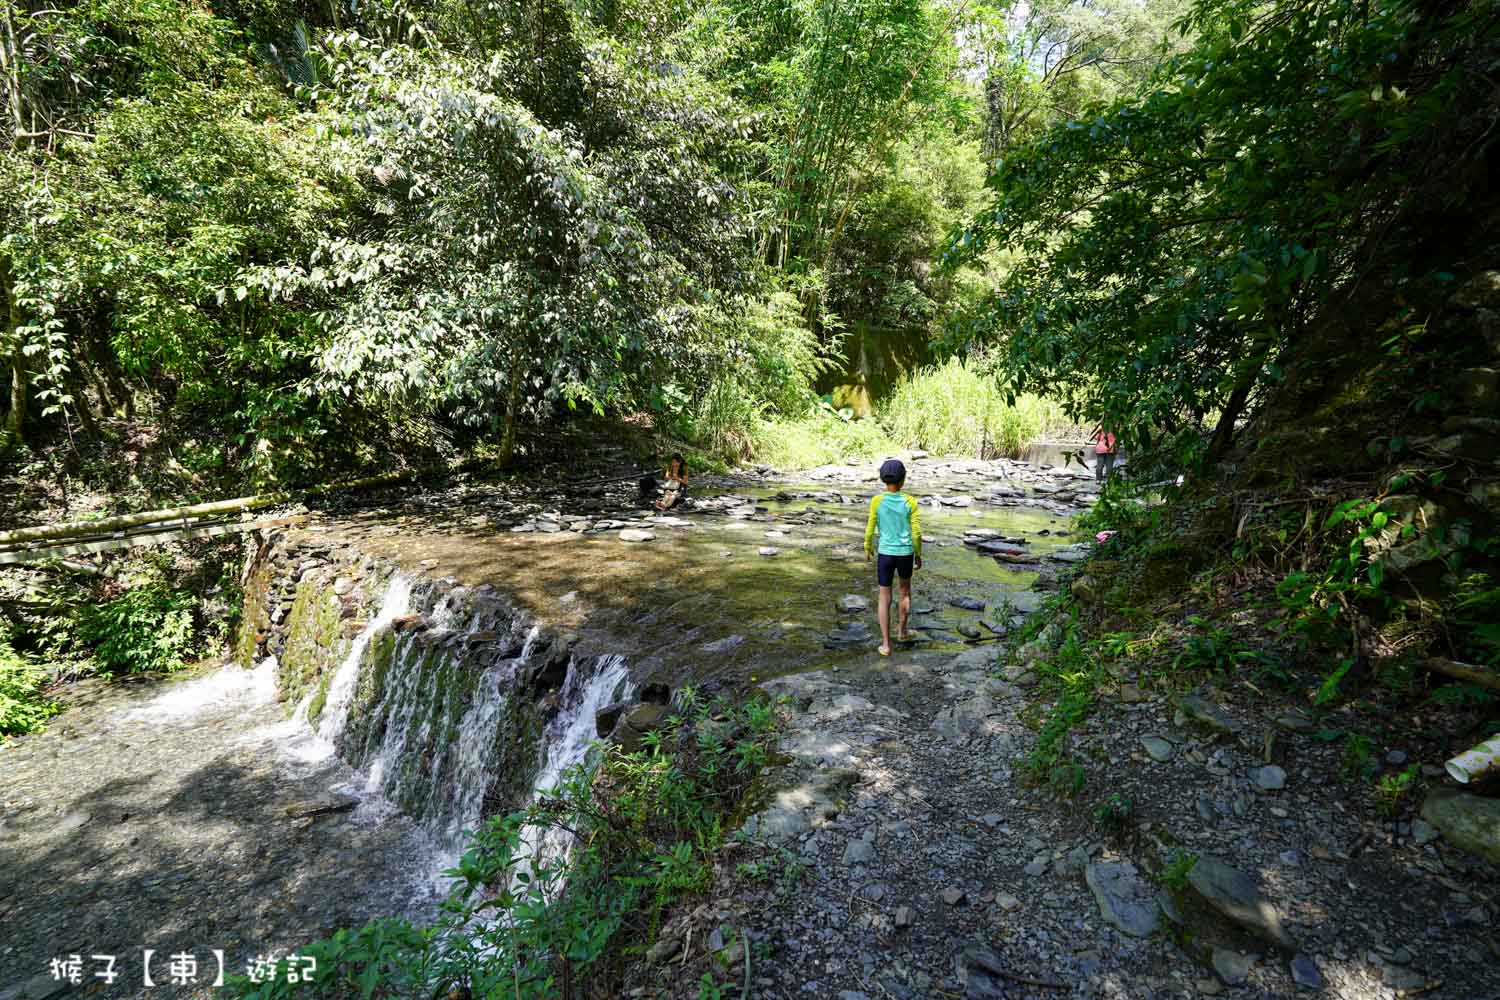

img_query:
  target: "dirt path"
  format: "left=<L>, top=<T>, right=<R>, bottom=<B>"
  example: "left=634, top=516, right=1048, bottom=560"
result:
left=632, top=637, right=1499, bottom=1000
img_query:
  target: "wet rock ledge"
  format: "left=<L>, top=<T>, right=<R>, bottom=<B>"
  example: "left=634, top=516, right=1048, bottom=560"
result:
left=236, top=525, right=637, bottom=840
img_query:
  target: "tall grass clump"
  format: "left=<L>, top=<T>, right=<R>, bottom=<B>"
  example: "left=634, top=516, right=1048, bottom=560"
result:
left=881, top=357, right=1074, bottom=457
left=749, top=409, right=897, bottom=469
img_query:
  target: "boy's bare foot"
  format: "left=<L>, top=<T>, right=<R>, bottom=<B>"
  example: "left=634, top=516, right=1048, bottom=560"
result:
left=898, top=629, right=914, bottom=642
left=878, top=644, right=891, bottom=656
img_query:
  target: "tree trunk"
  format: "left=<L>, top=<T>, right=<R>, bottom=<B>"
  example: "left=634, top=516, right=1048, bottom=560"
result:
left=1, top=349, right=23, bottom=455
left=0, top=0, right=23, bottom=144
left=67, top=365, right=99, bottom=437
left=497, top=350, right=523, bottom=466
left=1, top=255, right=25, bottom=457
left=1205, top=358, right=1260, bottom=467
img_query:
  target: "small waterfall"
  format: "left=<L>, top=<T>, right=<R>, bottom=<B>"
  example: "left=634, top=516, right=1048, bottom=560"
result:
left=316, top=573, right=413, bottom=746
left=262, top=568, right=636, bottom=894
left=518, top=655, right=633, bottom=874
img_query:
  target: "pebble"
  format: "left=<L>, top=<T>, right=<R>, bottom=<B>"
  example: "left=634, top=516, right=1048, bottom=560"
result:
left=1140, top=735, right=1174, bottom=762
left=1381, top=966, right=1427, bottom=991
left=1084, top=861, right=1160, bottom=938
left=1252, top=764, right=1287, bottom=791
left=758, top=546, right=781, bottom=556
left=940, top=886, right=966, bottom=906
left=618, top=528, right=655, bottom=542
left=842, top=837, right=875, bottom=865
left=894, top=905, right=913, bottom=928
left=1211, top=948, right=1253, bottom=985
left=1289, top=953, right=1323, bottom=989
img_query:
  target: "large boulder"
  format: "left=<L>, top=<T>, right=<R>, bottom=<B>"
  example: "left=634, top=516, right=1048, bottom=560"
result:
left=1421, top=788, right=1500, bottom=862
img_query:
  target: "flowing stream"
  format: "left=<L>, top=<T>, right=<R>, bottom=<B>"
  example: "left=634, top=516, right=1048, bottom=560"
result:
left=1, top=466, right=1088, bottom=998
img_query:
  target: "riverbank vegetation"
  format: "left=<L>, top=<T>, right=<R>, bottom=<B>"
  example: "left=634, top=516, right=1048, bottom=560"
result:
left=965, top=0, right=1500, bottom=836
left=228, top=688, right=780, bottom=999
left=743, top=356, right=1079, bottom=470
left=0, top=0, right=1184, bottom=507
left=2, top=0, right=1179, bottom=729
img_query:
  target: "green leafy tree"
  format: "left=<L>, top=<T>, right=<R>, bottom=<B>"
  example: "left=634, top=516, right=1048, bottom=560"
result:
left=950, top=0, right=1500, bottom=469
left=241, top=6, right=752, bottom=464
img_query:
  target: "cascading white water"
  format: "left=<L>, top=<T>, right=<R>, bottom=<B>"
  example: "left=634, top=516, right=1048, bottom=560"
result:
left=245, top=568, right=638, bottom=899
left=516, top=654, right=633, bottom=880
left=315, top=573, right=413, bottom=746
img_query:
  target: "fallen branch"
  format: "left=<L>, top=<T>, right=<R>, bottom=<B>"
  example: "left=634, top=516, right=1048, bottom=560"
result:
left=963, top=947, right=1067, bottom=990
left=284, top=800, right=357, bottom=820
left=0, top=470, right=419, bottom=548
left=0, top=515, right=308, bottom=566
left=1424, top=657, right=1500, bottom=694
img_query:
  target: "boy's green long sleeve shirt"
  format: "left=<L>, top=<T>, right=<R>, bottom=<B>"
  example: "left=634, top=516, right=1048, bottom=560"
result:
left=864, top=491, right=922, bottom=557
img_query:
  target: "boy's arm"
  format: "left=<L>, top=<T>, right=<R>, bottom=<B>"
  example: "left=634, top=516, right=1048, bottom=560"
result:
left=864, top=495, right=879, bottom=557
left=907, top=494, right=922, bottom=559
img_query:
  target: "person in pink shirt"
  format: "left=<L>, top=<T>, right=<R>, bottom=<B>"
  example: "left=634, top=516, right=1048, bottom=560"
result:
left=1092, top=426, right=1118, bottom=482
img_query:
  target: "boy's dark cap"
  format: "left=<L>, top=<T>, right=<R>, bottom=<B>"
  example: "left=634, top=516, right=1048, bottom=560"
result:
left=879, top=458, right=906, bottom=483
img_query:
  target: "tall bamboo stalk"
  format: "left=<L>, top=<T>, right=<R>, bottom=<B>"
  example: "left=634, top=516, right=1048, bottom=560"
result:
left=0, top=0, right=22, bottom=143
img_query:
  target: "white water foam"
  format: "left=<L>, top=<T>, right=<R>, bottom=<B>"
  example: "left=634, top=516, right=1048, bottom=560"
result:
left=513, top=654, right=633, bottom=891
left=120, top=656, right=279, bottom=724
left=315, top=573, right=413, bottom=746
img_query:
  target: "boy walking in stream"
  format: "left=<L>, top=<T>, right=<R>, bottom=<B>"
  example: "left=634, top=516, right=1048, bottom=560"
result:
left=864, top=458, right=923, bottom=656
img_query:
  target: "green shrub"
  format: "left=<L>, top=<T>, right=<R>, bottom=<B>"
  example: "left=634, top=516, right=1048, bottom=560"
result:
left=1024, top=688, right=1094, bottom=778
left=1373, top=764, right=1420, bottom=817
left=74, top=580, right=197, bottom=675
left=677, top=291, right=836, bottom=462
left=1340, top=732, right=1375, bottom=778
left=0, top=623, right=60, bottom=737
left=879, top=356, right=1076, bottom=458
left=1158, top=850, right=1198, bottom=889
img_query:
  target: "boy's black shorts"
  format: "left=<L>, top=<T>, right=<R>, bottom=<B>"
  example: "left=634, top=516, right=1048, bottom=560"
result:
left=877, top=553, right=914, bottom=587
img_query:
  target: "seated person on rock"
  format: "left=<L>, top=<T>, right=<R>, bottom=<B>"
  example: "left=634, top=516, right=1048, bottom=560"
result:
left=655, top=453, right=690, bottom=511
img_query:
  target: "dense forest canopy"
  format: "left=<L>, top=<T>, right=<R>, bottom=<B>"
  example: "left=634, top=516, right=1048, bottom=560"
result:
left=0, top=0, right=1197, bottom=487
left=1, top=0, right=1495, bottom=490
left=950, top=0, right=1499, bottom=473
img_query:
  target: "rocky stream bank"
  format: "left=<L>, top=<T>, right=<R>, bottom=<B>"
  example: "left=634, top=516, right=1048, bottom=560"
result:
left=7, top=448, right=1493, bottom=1000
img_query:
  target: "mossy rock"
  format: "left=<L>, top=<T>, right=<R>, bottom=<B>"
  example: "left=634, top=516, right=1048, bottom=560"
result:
left=234, top=557, right=273, bottom=668
left=1421, top=788, right=1500, bottom=862
left=279, top=579, right=350, bottom=708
